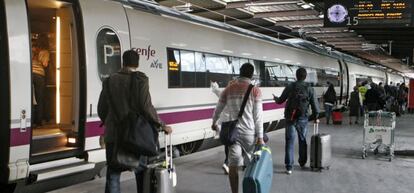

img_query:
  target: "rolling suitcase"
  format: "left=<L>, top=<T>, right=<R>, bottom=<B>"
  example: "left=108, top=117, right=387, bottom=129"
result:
left=143, top=134, right=177, bottom=193
left=332, top=110, right=342, bottom=124
left=310, top=123, right=331, bottom=171
left=243, top=145, right=273, bottom=193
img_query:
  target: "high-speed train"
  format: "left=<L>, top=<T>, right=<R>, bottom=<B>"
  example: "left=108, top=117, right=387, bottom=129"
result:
left=0, top=0, right=408, bottom=192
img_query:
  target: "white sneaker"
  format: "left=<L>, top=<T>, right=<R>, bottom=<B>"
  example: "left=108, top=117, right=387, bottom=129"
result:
left=222, top=163, right=229, bottom=175
left=286, top=170, right=292, bottom=175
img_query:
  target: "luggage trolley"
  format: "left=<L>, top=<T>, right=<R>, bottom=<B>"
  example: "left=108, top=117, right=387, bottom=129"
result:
left=362, top=111, right=396, bottom=161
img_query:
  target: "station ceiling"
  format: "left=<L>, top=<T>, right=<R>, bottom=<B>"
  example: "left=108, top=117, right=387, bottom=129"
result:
left=154, top=0, right=414, bottom=73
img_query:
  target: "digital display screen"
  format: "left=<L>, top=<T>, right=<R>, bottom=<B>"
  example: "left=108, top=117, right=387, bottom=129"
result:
left=324, top=0, right=413, bottom=27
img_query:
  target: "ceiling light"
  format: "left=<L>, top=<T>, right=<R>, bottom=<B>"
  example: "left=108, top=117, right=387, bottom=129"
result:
left=301, top=4, right=311, bottom=9
left=173, top=3, right=192, bottom=12
left=246, top=1, right=300, bottom=7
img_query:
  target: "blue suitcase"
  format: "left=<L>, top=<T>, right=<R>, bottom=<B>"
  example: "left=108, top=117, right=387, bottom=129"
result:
left=243, top=146, right=273, bottom=193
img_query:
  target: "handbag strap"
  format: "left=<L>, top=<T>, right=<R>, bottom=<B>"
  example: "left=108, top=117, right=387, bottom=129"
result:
left=237, top=84, right=254, bottom=118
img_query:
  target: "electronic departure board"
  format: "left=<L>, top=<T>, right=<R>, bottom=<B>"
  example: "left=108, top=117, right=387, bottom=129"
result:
left=324, top=0, right=413, bottom=27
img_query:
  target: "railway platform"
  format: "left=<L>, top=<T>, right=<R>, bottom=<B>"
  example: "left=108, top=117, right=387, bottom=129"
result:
left=49, top=114, right=414, bottom=193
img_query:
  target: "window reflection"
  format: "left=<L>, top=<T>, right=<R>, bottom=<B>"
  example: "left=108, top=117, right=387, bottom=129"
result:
left=167, top=47, right=341, bottom=88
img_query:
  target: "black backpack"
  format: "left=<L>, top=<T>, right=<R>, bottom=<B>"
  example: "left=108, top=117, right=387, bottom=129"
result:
left=288, top=82, right=310, bottom=121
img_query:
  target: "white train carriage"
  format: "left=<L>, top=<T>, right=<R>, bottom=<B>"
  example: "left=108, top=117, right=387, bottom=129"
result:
left=0, top=0, right=406, bottom=192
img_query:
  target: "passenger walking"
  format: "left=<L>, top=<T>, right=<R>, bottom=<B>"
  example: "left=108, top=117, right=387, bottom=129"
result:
left=365, top=83, right=381, bottom=111
left=348, top=86, right=361, bottom=124
left=273, top=67, right=320, bottom=175
left=323, top=83, right=336, bottom=124
left=359, top=81, right=369, bottom=113
left=32, top=34, right=50, bottom=127
left=378, top=82, right=386, bottom=98
left=397, top=83, right=408, bottom=113
left=211, top=80, right=236, bottom=175
left=211, top=63, right=264, bottom=193
left=98, top=50, right=172, bottom=193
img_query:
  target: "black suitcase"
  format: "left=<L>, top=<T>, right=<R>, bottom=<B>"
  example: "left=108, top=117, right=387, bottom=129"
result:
left=310, top=123, right=331, bottom=171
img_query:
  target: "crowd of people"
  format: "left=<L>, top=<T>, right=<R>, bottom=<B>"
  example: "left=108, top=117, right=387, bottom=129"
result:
left=351, top=81, right=409, bottom=121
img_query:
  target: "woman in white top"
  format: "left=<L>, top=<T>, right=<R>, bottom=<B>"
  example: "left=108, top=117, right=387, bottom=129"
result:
left=32, top=34, right=50, bottom=127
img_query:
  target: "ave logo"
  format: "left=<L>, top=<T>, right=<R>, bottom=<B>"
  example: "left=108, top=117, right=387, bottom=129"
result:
left=151, top=59, right=162, bottom=69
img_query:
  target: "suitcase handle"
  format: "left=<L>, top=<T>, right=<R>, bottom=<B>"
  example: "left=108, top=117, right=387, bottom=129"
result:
left=313, top=123, right=319, bottom=135
left=164, top=134, right=174, bottom=170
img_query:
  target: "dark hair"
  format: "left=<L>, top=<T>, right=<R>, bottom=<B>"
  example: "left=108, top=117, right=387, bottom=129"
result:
left=36, top=34, right=49, bottom=50
left=296, top=67, right=307, bottom=81
left=240, top=63, right=254, bottom=79
left=123, top=50, right=139, bottom=67
left=326, top=84, right=336, bottom=95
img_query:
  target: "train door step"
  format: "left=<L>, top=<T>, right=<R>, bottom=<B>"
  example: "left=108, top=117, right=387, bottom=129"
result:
left=31, top=128, right=72, bottom=155
left=30, top=162, right=95, bottom=182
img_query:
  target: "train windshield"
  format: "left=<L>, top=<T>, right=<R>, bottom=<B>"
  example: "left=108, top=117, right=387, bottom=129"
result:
left=28, top=0, right=81, bottom=162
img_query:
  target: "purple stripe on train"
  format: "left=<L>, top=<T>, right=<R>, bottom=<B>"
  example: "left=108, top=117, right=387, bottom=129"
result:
left=85, top=121, right=105, bottom=138
left=11, top=102, right=285, bottom=146
left=10, top=128, right=31, bottom=147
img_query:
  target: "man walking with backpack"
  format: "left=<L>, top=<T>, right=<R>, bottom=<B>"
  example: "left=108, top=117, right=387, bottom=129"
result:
left=273, top=67, right=320, bottom=174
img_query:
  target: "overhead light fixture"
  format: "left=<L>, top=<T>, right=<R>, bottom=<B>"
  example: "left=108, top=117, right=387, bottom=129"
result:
left=173, top=3, right=192, bottom=12
left=301, top=4, right=311, bottom=9
left=246, top=1, right=300, bottom=7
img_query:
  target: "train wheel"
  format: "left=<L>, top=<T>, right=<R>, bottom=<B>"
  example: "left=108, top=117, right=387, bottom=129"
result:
left=178, top=140, right=203, bottom=155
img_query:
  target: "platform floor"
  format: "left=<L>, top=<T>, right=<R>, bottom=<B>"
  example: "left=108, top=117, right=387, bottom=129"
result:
left=49, top=114, right=414, bottom=193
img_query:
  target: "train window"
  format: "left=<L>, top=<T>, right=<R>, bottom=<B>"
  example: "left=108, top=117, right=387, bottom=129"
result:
left=305, top=68, right=318, bottom=86
left=205, top=54, right=231, bottom=74
left=167, top=48, right=265, bottom=88
left=205, top=54, right=232, bottom=87
left=252, top=60, right=264, bottom=86
left=168, top=49, right=180, bottom=87
left=195, top=52, right=206, bottom=87
left=180, top=50, right=196, bottom=87
left=230, top=57, right=241, bottom=74
left=261, top=62, right=295, bottom=87
left=96, top=28, right=121, bottom=81
left=283, top=65, right=298, bottom=82
left=317, top=69, right=340, bottom=87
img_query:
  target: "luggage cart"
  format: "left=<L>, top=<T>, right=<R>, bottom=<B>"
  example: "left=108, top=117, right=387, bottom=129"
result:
left=362, top=111, right=396, bottom=161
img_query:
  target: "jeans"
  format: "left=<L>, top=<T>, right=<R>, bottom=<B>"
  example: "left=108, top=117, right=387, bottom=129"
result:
left=105, top=143, right=146, bottom=193
left=324, top=104, right=333, bottom=124
left=33, top=74, right=45, bottom=125
left=285, top=117, right=308, bottom=170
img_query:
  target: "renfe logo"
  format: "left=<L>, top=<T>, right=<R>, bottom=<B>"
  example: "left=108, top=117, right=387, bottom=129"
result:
left=133, top=46, right=156, bottom=61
